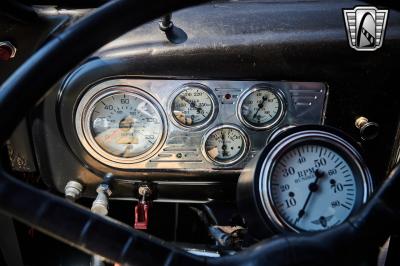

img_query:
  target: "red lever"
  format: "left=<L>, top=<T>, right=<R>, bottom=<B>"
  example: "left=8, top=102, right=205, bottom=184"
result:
left=134, top=201, right=149, bottom=230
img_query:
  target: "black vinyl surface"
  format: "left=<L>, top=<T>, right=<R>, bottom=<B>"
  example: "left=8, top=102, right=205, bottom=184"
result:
left=25, top=0, right=400, bottom=199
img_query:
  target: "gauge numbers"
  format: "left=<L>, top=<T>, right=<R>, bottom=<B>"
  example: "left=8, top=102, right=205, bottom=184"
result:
left=203, top=126, right=248, bottom=165
left=239, top=87, right=285, bottom=130
left=76, top=87, right=166, bottom=167
left=269, top=144, right=362, bottom=232
left=90, top=92, right=163, bottom=158
left=171, top=84, right=215, bottom=128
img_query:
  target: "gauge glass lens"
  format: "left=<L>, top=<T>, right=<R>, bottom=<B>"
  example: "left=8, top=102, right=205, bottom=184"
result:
left=89, top=92, right=163, bottom=158
left=204, top=127, right=247, bottom=164
left=172, top=85, right=214, bottom=127
left=270, top=144, right=359, bottom=232
left=240, top=88, right=283, bottom=129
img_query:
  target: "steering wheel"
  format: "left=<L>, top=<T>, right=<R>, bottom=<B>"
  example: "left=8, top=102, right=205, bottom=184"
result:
left=0, top=0, right=399, bottom=265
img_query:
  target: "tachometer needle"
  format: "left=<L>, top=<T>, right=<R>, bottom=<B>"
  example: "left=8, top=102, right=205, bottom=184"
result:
left=294, top=169, right=325, bottom=225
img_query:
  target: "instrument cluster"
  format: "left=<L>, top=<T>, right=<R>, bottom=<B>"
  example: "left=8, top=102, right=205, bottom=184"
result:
left=73, top=79, right=327, bottom=172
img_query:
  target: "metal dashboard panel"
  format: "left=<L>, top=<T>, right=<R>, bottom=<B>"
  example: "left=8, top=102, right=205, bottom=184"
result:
left=73, top=79, right=327, bottom=172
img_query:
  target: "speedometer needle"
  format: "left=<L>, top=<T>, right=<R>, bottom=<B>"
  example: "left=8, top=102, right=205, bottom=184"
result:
left=294, top=169, right=325, bottom=225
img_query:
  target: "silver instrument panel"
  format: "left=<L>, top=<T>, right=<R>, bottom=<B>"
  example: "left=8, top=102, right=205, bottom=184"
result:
left=75, top=79, right=328, bottom=171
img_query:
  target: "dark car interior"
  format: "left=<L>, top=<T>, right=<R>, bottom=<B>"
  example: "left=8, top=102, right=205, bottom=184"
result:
left=1, top=0, right=400, bottom=265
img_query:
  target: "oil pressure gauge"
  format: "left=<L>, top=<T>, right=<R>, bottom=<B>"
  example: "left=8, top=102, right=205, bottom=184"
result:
left=171, top=84, right=217, bottom=129
left=237, top=126, right=373, bottom=234
left=238, top=86, right=286, bottom=130
left=202, top=125, right=249, bottom=165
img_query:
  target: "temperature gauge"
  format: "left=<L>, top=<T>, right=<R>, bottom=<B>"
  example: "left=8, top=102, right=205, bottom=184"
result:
left=171, top=84, right=217, bottom=129
left=238, top=86, right=285, bottom=130
left=202, top=125, right=248, bottom=165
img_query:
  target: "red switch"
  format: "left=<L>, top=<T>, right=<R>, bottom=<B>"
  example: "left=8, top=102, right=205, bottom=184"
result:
left=134, top=185, right=152, bottom=230
left=134, top=201, right=149, bottom=230
left=0, top=42, right=17, bottom=61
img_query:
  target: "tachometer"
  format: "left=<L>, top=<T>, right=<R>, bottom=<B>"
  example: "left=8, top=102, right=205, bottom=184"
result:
left=238, top=86, right=285, bottom=130
left=171, top=84, right=217, bottom=129
left=237, top=126, right=373, bottom=235
left=75, top=86, right=166, bottom=167
left=202, top=125, right=248, bottom=165
left=261, top=128, right=372, bottom=232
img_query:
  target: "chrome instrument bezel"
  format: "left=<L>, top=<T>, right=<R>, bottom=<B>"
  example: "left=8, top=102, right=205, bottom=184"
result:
left=63, top=78, right=327, bottom=172
left=201, top=124, right=249, bottom=166
left=169, top=83, right=218, bottom=130
left=75, top=85, right=167, bottom=168
left=258, top=130, right=373, bottom=232
left=237, top=85, right=286, bottom=130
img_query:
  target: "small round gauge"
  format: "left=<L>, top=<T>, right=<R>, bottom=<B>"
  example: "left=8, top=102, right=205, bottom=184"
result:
left=258, top=129, right=373, bottom=232
left=75, top=86, right=166, bottom=167
left=171, top=84, right=216, bottom=128
left=202, top=125, right=248, bottom=165
left=238, top=86, right=285, bottom=130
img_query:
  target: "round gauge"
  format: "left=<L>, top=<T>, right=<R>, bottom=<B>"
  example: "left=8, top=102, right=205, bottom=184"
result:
left=259, top=129, right=372, bottom=232
left=75, top=86, right=166, bottom=167
left=238, top=86, right=285, bottom=130
left=171, top=84, right=216, bottom=128
left=202, top=125, right=248, bottom=165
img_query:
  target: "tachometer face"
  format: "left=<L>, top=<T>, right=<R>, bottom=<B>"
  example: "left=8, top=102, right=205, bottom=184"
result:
left=238, top=87, right=285, bottom=130
left=76, top=87, right=166, bottom=167
left=259, top=131, right=372, bottom=232
left=270, top=144, right=358, bottom=231
left=171, top=84, right=215, bottom=128
left=202, top=126, right=248, bottom=165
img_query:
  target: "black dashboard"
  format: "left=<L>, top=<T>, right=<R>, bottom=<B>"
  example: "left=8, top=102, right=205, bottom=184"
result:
left=2, top=0, right=400, bottom=264
left=3, top=0, right=400, bottom=202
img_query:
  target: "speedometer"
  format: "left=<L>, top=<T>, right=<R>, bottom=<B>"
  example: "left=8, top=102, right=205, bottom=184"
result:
left=75, top=86, right=166, bottom=167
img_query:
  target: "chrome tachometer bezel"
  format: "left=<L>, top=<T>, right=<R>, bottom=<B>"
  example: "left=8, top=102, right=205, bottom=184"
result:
left=75, top=84, right=167, bottom=168
left=258, top=129, right=373, bottom=232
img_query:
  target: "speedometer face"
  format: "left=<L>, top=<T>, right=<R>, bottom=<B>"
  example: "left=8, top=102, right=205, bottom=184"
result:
left=238, top=87, right=285, bottom=130
left=202, top=125, right=248, bottom=165
left=90, top=93, right=163, bottom=158
left=270, top=144, right=360, bottom=232
left=171, top=84, right=215, bottom=128
left=76, top=87, right=166, bottom=167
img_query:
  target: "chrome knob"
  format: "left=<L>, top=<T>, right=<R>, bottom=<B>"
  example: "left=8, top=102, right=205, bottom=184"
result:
left=355, top=116, right=379, bottom=141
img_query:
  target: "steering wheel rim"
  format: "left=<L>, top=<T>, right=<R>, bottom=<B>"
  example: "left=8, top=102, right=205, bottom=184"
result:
left=0, top=1, right=399, bottom=265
